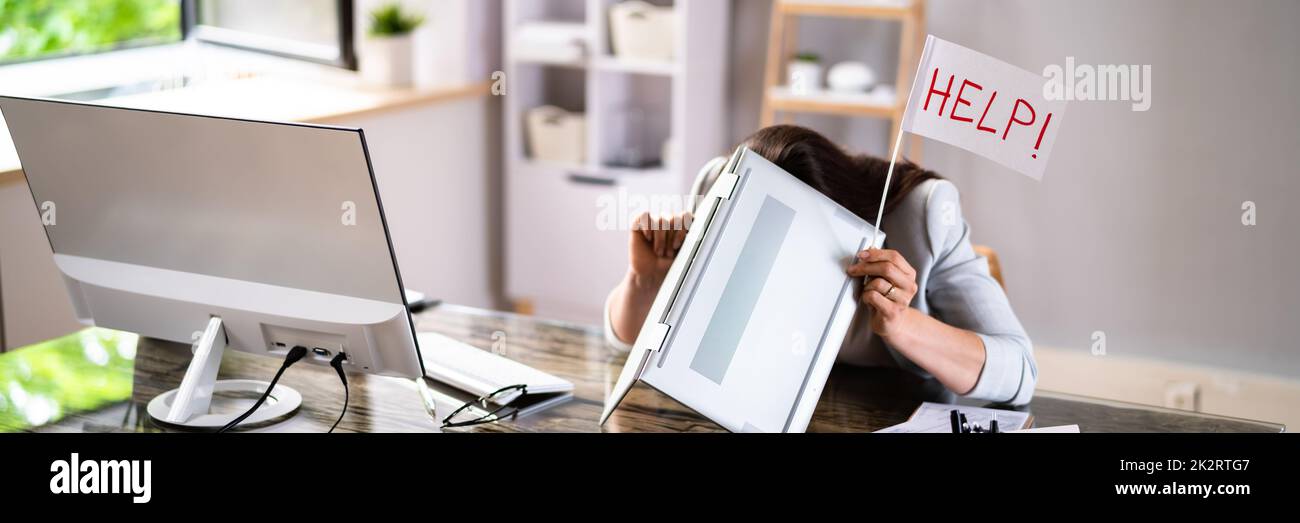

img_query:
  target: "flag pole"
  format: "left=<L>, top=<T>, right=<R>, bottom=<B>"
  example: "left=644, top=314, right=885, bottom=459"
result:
left=869, top=127, right=907, bottom=251
left=869, top=34, right=931, bottom=251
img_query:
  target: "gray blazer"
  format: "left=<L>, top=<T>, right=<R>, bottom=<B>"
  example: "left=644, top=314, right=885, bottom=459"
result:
left=838, top=178, right=1037, bottom=406
left=604, top=176, right=1037, bottom=406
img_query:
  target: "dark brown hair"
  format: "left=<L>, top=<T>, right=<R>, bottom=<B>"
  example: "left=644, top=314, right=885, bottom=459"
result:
left=741, top=125, right=940, bottom=221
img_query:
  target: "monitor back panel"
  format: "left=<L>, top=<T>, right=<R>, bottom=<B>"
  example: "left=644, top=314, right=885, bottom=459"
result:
left=1, top=96, right=402, bottom=304
left=0, top=96, right=422, bottom=377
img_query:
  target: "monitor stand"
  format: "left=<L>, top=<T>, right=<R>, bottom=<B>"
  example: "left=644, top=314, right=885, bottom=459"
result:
left=145, top=316, right=302, bottom=430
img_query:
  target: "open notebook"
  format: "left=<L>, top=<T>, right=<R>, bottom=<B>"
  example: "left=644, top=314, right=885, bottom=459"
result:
left=417, top=332, right=573, bottom=416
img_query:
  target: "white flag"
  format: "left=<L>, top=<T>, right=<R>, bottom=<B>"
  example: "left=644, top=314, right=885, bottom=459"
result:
left=902, top=36, right=1067, bottom=181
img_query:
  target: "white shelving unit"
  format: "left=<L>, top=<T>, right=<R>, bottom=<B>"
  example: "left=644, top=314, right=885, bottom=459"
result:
left=503, top=0, right=730, bottom=323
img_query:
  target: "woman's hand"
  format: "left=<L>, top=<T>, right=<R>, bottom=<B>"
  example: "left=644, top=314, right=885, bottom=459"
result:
left=609, top=211, right=692, bottom=345
left=628, top=211, right=693, bottom=290
left=847, top=248, right=920, bottom=341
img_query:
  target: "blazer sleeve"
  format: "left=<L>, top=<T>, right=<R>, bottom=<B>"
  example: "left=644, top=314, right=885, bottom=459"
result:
left=922, top=181, right=1038, bottom=405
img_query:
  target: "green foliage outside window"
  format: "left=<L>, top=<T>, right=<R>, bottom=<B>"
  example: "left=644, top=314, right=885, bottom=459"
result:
left=0, top=328, right=137, bottom=432
left=0, top=0, right=181, bottom=64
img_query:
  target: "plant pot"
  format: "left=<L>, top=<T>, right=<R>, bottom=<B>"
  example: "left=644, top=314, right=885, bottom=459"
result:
left=787, top=61, right=823, bottom=95
left=360, top=34, right=415, bottom=87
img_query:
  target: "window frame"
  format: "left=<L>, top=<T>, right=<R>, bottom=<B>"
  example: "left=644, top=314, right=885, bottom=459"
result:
left=181, top=0, right=357, bottom=70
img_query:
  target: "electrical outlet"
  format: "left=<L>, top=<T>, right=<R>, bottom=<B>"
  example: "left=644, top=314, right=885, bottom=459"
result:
left=1164, top=381, right=1201, bottom=411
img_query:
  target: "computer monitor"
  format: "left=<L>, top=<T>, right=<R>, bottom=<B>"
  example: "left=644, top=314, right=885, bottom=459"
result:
left=0, top=95, right=425, bottom=429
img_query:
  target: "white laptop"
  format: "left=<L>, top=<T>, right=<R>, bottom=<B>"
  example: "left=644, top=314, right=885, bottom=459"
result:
left=601, top=147, right=883, bottom=432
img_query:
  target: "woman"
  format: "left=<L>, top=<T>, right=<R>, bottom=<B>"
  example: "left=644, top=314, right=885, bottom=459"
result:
left=604, top=125, right=1037, bottom=405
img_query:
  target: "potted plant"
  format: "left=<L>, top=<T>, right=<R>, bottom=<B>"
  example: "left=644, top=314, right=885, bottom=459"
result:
left=359, top=2, right=426, bottom=87
left=788, top=51, right=823, bottom=95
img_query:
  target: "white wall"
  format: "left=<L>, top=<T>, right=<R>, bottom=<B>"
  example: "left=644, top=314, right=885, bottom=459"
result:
left=330, top=97, right=499, bottom=310
left=727, top=0, right=1300, bottom=380
left=355, top=0, right=501, bottom=90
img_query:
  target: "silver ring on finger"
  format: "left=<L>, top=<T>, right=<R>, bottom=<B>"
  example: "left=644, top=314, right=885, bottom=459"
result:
left=885, top=285, right=899, bottom=300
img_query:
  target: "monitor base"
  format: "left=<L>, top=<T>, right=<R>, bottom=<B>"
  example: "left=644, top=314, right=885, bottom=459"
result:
left=145, top=316, right=302, bottom=430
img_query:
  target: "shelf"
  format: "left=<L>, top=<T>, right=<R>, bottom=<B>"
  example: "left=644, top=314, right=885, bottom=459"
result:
left=766, top=86, right=898, bottom=118
left=522, top=159, right=588, bottom=173
left=594, top=56, right=679, bottom=76
left=510, top=18, right=589, bottom=69
left=777, top=0, right=916, bottom=19
left=521, top=159, right=669, bottom=179
left=512, top=56, right=588, bottom=70
left=599, top=164, right=669, bottom=177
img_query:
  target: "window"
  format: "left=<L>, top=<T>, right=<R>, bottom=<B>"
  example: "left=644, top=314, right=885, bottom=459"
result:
left=185, top=0, right=355, bottom=69
left=0, top=1, right=354, bottom=69
left=0, top=0, right=183, bottom=65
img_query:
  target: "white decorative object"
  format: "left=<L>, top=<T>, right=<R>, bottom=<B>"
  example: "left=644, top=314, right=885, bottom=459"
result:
left=787, top=59, right=823, bottom=95
left=609, top=1, right=676, bottom=62
left=526, top=106, right=587, bottom=165
left=870, top=83, right=896, bottom=103
left=827, top=61, right=876, bottom=93
left=360, top=34, right=415, bottom=87
left=513, top=22, right=588, bottom=64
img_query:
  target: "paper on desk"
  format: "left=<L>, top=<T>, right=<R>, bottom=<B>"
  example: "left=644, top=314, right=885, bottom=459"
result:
left=1009, top=425, right=1080, bottom=433
left=875, top=402, right=1032, bottom=433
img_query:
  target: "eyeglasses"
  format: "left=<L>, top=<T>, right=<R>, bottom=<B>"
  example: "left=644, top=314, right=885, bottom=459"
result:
left=440, top=384, right=528, bottom=428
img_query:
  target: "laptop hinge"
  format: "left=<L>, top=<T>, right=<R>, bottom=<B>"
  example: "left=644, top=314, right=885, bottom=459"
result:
left=715, top=171, right=740, bottom=200
left=632, top=324, right=671, bottom=383
left=641, top=323, right=670, bottom=354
